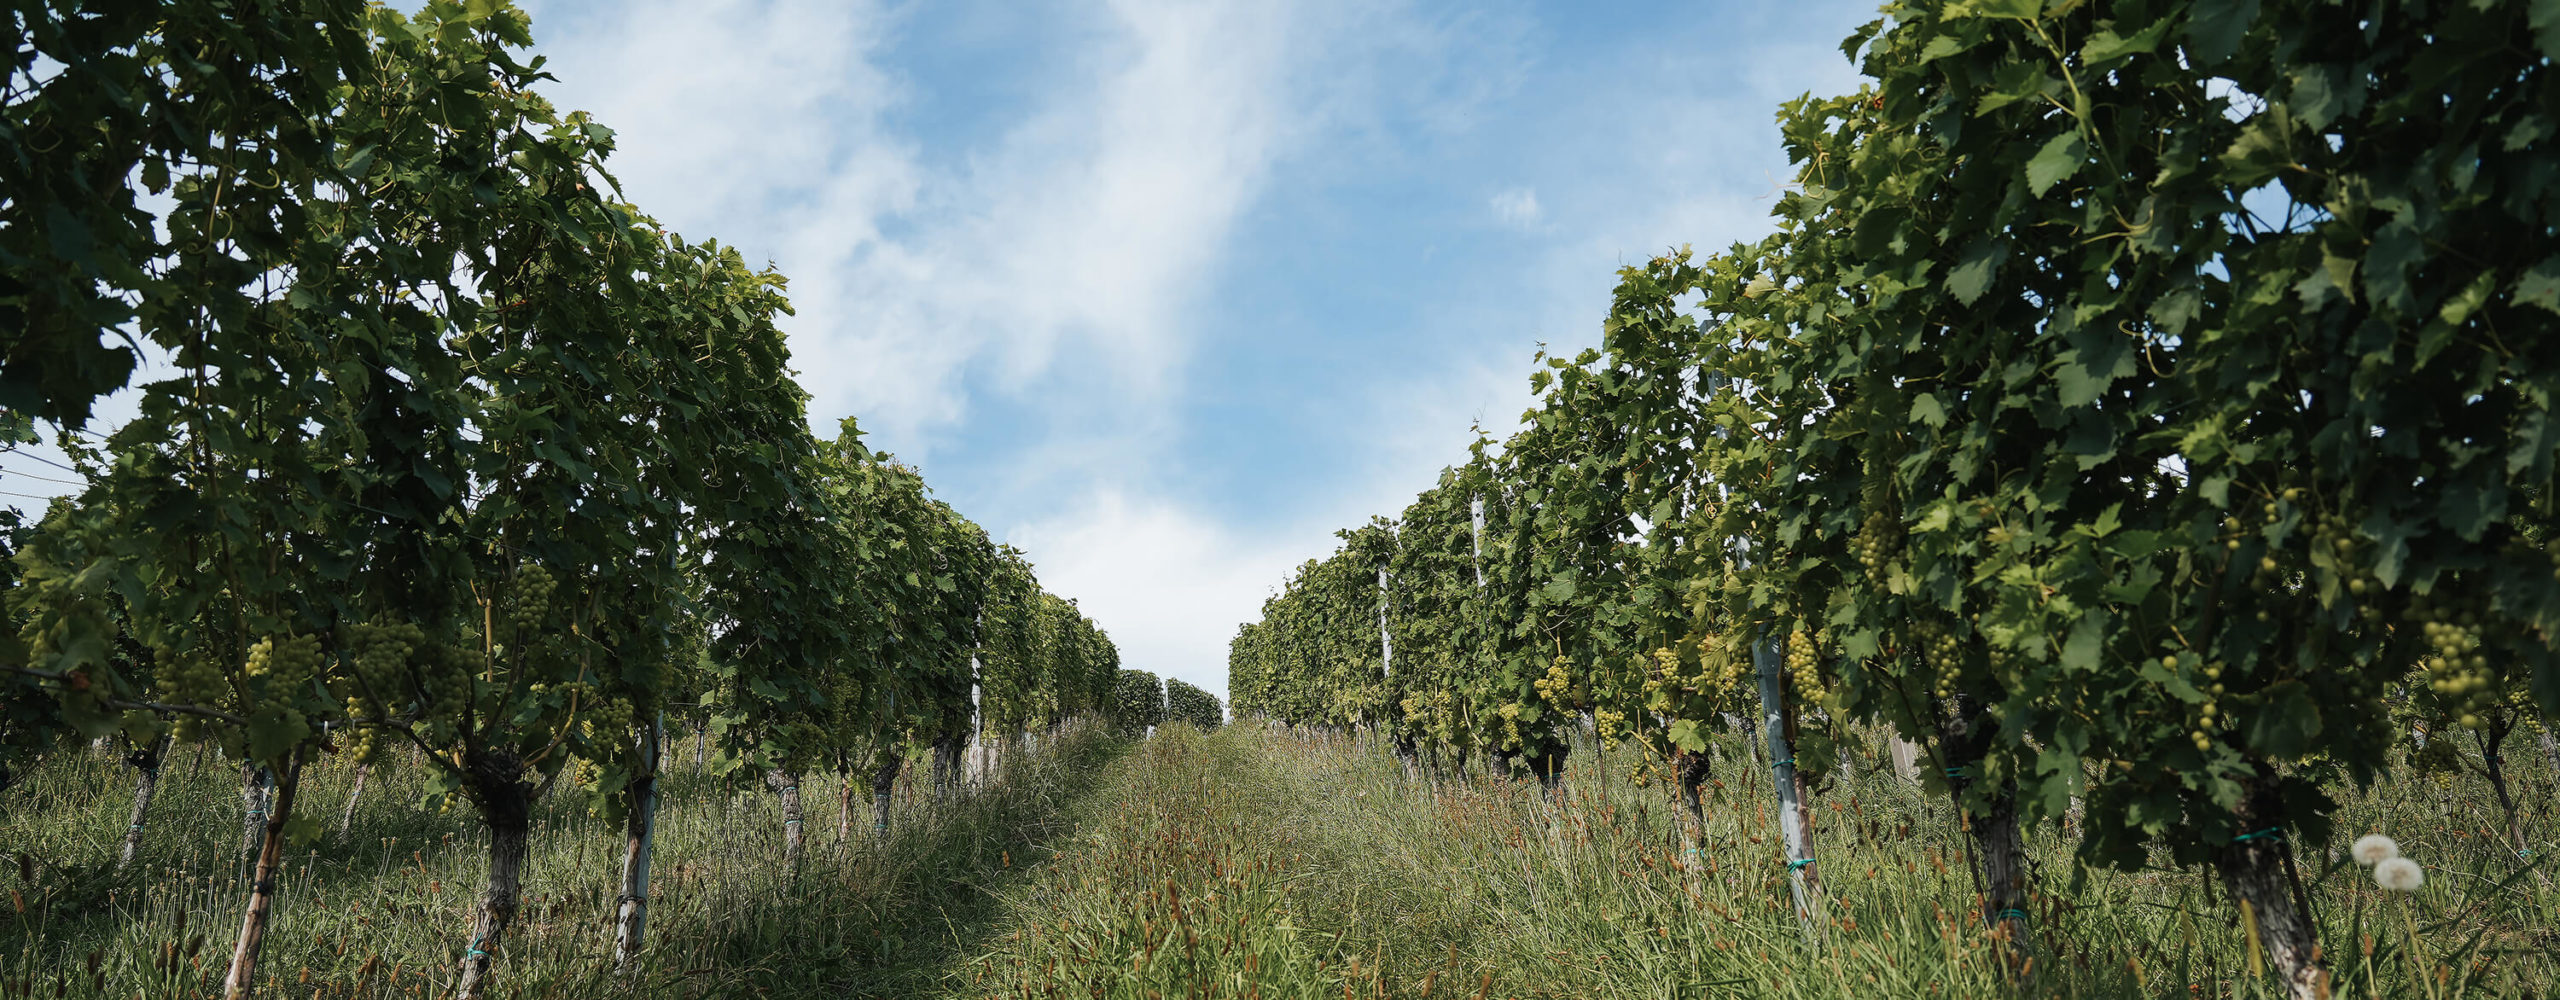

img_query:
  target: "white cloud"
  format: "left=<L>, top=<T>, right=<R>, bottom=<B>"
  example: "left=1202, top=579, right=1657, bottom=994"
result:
left=518, top=0, right=1343, bottom=697
left=1006, top=488, right=1318, bottom=704
left=521, top=0, right=913, bottom=256
left=1489, top=186, right=1540, bottom=227
left=531, top=0, right=1311, bottom=458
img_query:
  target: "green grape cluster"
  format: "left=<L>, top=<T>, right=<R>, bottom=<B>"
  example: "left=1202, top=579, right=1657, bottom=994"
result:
left=1918, top=621, right=1963, bottom=698
left=1531, top=656, right=1575, bottom=708
left=2410, top=595, right=2500, bottom=727
left=576, top=695, right=635, bottom=762
left=1856, top=506, right=1899, bottom=584
left=1592, top=705, right=1627, bottom=749
left=412, top=640, right=475, bottom=744
left=1784, top=629, right=1826, bottom=702
left=509, top=563, right=558, bottom=635
left=155, top=646, right=229, bottom=733
left=1693, top=632, right=1748, bottom=697
left=245, top=633, right=325, bottom=688
left=339, top=622, right=425, bottom=763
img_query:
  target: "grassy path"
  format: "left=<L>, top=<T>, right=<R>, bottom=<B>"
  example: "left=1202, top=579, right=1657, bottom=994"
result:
left=953, top=725, right=2559, bottom=1000
left=5, top=723, right=2554, bottom=998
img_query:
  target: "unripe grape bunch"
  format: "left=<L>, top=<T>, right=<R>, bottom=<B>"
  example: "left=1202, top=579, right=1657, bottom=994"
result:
left=1856, top=506, right=1899, bottom=584
left=1784, top=628, right=1827, bottom=702
left=2408, top=594, right=2505, bottom=728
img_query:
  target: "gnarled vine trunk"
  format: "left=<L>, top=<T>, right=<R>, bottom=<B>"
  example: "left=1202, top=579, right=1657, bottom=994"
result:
left=237, top=762, right=271, bottom=884
left=613, top=715, right=661, bottom=972
left=118, top=733, right=170, bottom=869
left=766, top=768, right=804, bottom=863
left=338, top=763, right=370, bottom=836
left=837, top=762, right=856, bottom=843
left=1673, top=747, right=1712, bottom=853
left=1735, top=711, right=1763, bottom=765
left=931, top=734, right=962, bottom=798
left=454, top=749, right=534, bottom=1000
left=1940, top=694, right=2029, bottom=961
left=871, top=751, right=902, bottom=839
left=2214, top=770, right=2325, bottom=1000
left=2539, top=725, right=2560, bottom=818
left=1526, top=743, right=1568, bottom=806
left=220, top=752, right=301, bottom=1000
left=2474, top=717, right=2531, bottom=860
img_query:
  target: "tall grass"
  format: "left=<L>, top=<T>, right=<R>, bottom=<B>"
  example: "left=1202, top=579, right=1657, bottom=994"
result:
left=4, top=722, right=2552, bottom=998
left=2, top=724, right=1122, bottom=999
left=963, top=724, right=2556, bottom=999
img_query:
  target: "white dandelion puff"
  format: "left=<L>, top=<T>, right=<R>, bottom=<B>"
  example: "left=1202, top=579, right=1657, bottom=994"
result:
left=2374, top=856, right=2425, bottom=892
left=2351, top=834, right=2399, bottom=866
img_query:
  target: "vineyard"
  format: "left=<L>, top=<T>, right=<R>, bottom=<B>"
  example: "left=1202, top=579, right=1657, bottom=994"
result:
left=1222, top=0, right=2560, bottom=998
left=4, top=0, right=2559, bottom=997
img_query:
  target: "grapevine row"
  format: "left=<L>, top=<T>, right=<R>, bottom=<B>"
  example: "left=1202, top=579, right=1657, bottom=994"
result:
left=1228, top=2, right=2560, bottom=995
left=0, top=3, right=1135, bottom=998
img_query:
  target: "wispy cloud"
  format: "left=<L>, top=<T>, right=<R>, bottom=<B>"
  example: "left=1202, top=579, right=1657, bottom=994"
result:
left=1006, top=489, right=1315, bottom=702
left=1489, top=186, right=1540, bottom=227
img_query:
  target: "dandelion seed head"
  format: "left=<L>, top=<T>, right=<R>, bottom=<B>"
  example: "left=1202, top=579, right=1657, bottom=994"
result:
left=2351, top=834, right=2398, bottom=866
left=2374, top=857, right=2424, bottom=891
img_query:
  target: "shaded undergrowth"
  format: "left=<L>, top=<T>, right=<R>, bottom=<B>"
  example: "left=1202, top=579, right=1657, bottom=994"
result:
left=2, top=723, right=1124, bottom=999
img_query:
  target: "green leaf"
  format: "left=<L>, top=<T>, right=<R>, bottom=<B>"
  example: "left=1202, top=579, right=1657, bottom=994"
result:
left=2139, top=660, right=2210, bottom=704
left=2244, top=681, right=2322, bottom=757
left=2062, top=614, right=2104, bottom=673
left=2294, top=250, right=2357, bottom=309
left=43, top=205, right=93, bottom=269
left=2150, top=287, right=2202, bottom=334
left=2361, top=224, right=2425, bottom=311
left=2285, top=64, right=2350, bottom=131
left=2056, top=359, right=2108, bottom=407
left=1917, top=33, right=1973, bottom=63
left=1909, top=392, right=1948, bottom=428
left=1668, top=718, right=1707, bottom=753
left=2026, top=131, right=2086, bottom=198
left=2080, top=16, right=2173, bottom=65
left=2186, top=0, right=2262, bottom=65
left=2514, top=257, right=2560, bottom=315
left=2438, top=481, right=2504, bottom=542
left=245, top=706, right=311, bottom=765
left=1976, top=63, right=2060, bottom=115
left=339, top=143, right=379, bottom=180
left=1963, top=0, right=2043, bottom=19
left=1946, top=239, right=2004, bottom=305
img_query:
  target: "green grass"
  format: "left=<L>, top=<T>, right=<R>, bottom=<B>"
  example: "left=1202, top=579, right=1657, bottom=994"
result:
left=2, top=724, right=1124, bottom=999
left=4, top=722, right=2554, bottom=998
left=957, top=724, right=2559, bottom=999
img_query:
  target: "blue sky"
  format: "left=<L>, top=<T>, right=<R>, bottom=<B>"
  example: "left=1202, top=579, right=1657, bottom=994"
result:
left=3, top=1, right=1878, bottom=702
